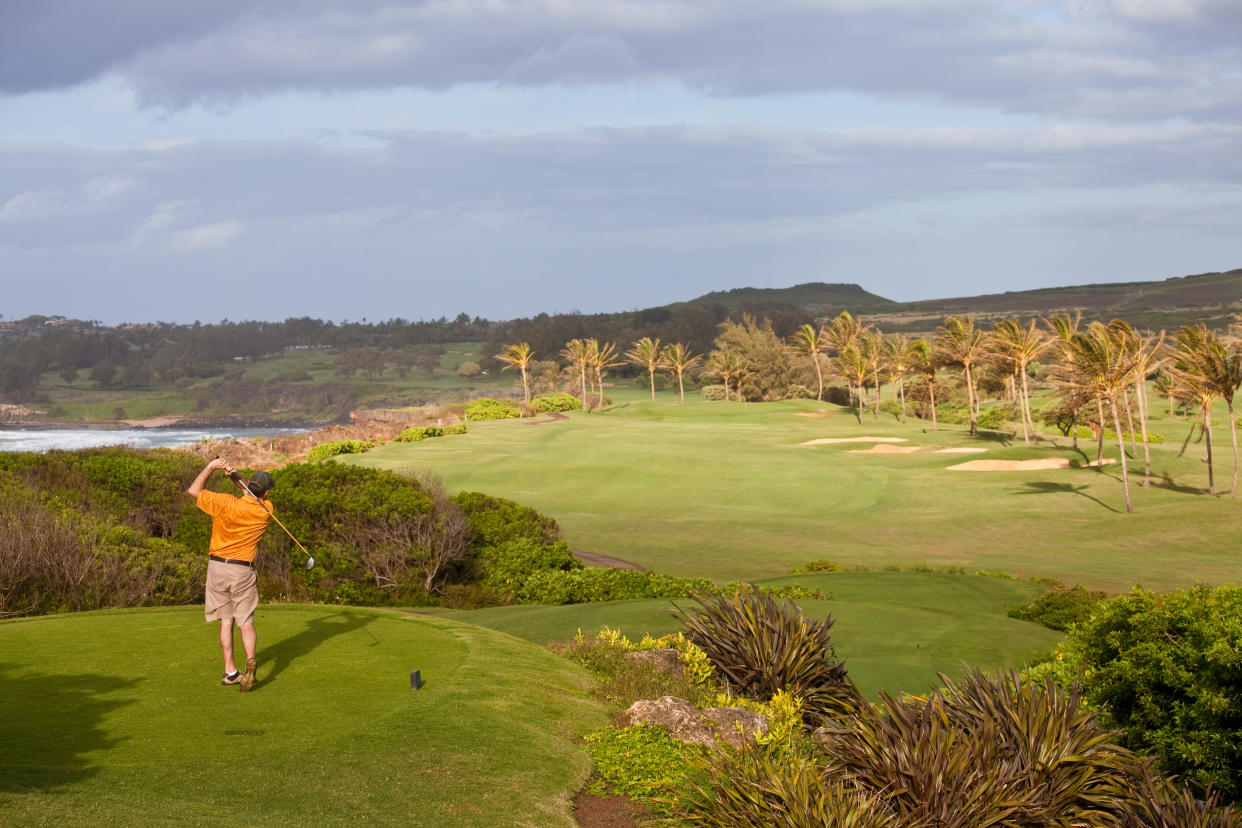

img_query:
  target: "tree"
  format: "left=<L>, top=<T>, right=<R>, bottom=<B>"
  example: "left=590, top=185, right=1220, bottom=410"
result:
left=1169, top=324, right=1242, bottom=497
left=882, top=334, right=913, bottom=424
left=935, top=316, right=986, bottom=437
left=907, top=339, right=940, bottom=430
left=590, top=340, right=622, bottom=410
left=789, top=324, right=827, bottom=402
left=626, top=337, right=664, bottom=401
left=859, top=329, right=884, bottom=418
left=661, top=342, right=702, bottom=404
left=834, top=345, right=870, bottom=425
left=1043, top=312, right=1086, bottom=451
left=824, top=311, right=867, bottom=411
left=712, top=315, right=795, bottom=401
left=561, top=339, right=595, bottom=412
left=706, top=350, right=748, bottom=402
left=496, top=342, right=536, bottom=404
left=986, top=319, right=1048, bottom=445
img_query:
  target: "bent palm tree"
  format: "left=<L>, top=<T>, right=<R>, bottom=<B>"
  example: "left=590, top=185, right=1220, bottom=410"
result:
left=908, top=338, right=940, bottom=430
left=834, top=345, right=870, bottom=425
left=1170, top=324, right=1241, bottom=497
left=789, top=324, right=828, bottom=402
left=662, top=343, right=702, bottom=404
left=496, top=342, right=536, bottom=405
left=590, top=340, right=622, bottom=410
left=935, top=316, right=986, bottom=437
left=625, top=337, right=664, bottom=401
left=883, top=334, right=913, bottom=423
left=987, top=319, right=1048, bottom=445
left=561, top=338, right=595, bottom=412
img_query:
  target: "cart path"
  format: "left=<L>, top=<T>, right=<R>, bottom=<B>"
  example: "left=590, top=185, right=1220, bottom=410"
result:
left=573, top=550, right=647, bottom=572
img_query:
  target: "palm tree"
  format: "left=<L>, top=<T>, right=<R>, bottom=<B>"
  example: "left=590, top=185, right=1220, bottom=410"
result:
left=706, top=350, right=748, bottom=401
left=1109, top=321, right=1166, bottom=487
left=1044, top=312, right=1086, bottom=450
left=590, top=340, right=622, bottom=411
left=1169, top=324, right=1242, bottom=497
left=908, top=338, right=940, bottom=430
left=626, top=337, right=664, bottom=401
left=789, top=324, right=827, bottom=402
left=935, top=316, right=986, bottom=437
left=561, top=338, right=595, bottom=412
left=661, top=342, right=702, bottom=404
left=834, top=345, right=870, bottom=425
left=860, top=329, right=885, bottom=418
left=987, top=319, right=1048, bottom=445
left=825, top=311, right=867, bottom=410
left=496, top=342, right=536, bottom=405
left=1062, top=322, right=1141, bottom=512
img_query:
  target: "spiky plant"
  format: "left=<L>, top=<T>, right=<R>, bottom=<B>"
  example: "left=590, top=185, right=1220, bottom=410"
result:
left=672, top=587, right=857, bottom=726
left=1122, top=771, right=1242, bottom=828
left=817, top=670, right=1156, bottom=827
left=668, top=743, right=887, bottom=828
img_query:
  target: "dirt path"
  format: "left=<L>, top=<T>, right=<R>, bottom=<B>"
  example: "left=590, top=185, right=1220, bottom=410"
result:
left=573, top=550, right=647, bottom=572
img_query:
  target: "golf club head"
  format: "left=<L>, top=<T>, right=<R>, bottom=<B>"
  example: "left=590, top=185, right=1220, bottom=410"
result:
left=306, top=555, right=316, bottom=571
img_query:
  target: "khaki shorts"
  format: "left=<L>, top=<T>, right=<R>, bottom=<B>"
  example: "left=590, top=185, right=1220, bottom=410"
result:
left=204, top=559, right=259, bottom=626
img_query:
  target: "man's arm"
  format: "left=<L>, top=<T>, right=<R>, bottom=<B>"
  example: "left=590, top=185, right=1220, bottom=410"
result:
left=186, top=457, right=234, bottom=498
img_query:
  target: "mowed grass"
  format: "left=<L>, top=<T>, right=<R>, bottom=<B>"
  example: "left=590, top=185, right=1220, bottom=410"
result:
left=350, top=394, right=1242, bottom=593
left=0, top=605, right=607, bottom=827
left=442, top=571, right=1062, bottom=698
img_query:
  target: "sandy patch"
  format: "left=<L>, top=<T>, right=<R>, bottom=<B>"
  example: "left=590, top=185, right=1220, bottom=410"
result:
left=800, top=436, right=908, bottom=446
left=847, top=444, right=922, bottom=454
left=947, top=457, right=1116, bottom=471
left=120, top=417, right=183, bottom=428
left=934, top=447, right=988, bottom=454
left=794, top=412, right=837, bottom=418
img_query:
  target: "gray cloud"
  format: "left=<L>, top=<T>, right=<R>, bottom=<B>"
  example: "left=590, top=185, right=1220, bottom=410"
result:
left=3, top=1, right=1240, bottom=121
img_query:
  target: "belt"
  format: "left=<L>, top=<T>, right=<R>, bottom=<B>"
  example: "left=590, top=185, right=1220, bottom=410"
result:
left=209, top=555, right=255, bottom=568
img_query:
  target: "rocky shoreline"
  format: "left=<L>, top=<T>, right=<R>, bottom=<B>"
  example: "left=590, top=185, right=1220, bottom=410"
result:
left=0, top=415, right=325, bottom=431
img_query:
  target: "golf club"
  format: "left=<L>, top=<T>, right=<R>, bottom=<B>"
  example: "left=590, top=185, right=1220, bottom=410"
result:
left=218, top=458, right=316, bottom=570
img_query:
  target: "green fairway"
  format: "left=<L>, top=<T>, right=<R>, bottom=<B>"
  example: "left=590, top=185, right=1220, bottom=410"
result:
left=442, top=571, right=1063, bottom=698
left=0, top=605, right=607, bottom=827
left=349, top=396, right=1242, bottom=593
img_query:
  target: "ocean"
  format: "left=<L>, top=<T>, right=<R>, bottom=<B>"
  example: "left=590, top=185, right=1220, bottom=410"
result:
left=0, top=426, right=309, bottom=453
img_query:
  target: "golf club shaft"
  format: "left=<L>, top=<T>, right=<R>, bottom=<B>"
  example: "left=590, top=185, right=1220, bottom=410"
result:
left=219, top=462, right=314, bottom=564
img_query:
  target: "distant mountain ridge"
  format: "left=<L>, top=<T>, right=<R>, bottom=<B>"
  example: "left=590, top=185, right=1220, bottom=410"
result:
left=682, top=282, right=895, bottom=313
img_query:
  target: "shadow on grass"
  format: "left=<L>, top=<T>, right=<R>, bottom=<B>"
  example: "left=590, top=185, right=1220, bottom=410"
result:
left=974, top=430, right=1014, bottom=446
left=1149, top=473, right=1208, bottom=495
left=0, top=662, right=139, bottom=792
left=1012, top=481, right=1121, bottom=513
left=261, top=611, right=378, bottom=688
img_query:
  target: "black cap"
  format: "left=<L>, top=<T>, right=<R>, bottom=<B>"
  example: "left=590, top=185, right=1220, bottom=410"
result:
left=247, top=471, right=275, bottom=497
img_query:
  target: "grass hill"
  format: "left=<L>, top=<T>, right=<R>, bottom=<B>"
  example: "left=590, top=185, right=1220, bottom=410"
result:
left=679, top=282, right=896, bottom=313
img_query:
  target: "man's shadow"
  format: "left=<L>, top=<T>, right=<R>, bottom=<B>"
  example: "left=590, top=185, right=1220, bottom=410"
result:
left=261, top=612, right=378, bottom=687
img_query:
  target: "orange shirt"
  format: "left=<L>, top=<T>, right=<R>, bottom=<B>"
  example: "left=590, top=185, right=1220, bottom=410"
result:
left=196, top=490, right=273, bottom=563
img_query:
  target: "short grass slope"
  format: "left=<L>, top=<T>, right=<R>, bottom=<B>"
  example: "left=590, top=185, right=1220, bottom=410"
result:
left=0, top=605, right=607, bottom=827
left=442, top=572, right=1063, bottom=698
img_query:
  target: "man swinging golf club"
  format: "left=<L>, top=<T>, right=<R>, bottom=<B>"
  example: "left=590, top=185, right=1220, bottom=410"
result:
left=186, top=458, right=276, bottom=691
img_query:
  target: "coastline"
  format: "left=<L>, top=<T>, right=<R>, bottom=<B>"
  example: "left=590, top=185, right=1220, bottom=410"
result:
left=0, top=415, right=325, bottom=431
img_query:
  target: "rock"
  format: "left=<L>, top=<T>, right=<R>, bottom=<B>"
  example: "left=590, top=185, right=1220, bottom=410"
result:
left=624, top=648, right=682, bottom=675
left=622, top=696, right=768, bottom=748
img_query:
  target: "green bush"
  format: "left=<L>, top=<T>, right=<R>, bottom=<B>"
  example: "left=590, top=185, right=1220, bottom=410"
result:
left=465, top=397, right=521, bottom=421
left=530, top=392, right=581, bottom=413
left=674, top=587, right=857, bottom=726
left=513, top=567, right=711, bottom=604
left=478, top=538, right=582, bottom=593
left=789, top=559, right=846, bottom=574
left=585, top=725, right=694, bottom=813
left=1041, top=584, right=1242, bottom=797
left=700, top=384, right=729, bottom=401
left=444, top=422, right=468, bottom=435
left=1007, top=585, right=1106, bottom=631
left=306, top=439, right=369, bottom=460
left=394, top=426, right=443, bottom=442
left=977, top=404, right=1016, bottom=430
left=454, top=491, right=561, bottom=547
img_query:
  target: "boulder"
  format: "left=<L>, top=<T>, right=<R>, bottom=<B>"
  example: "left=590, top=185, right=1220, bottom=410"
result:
left=622, top=696, right=768, bottom=748
left=624, top=648, right=683, bottom=676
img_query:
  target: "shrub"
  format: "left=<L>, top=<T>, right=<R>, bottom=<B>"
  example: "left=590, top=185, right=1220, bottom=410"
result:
left=478, top=538, right=582, bottom=593
left=456, top=360, right=481, bottom=378
left=464, top=397, right=520, bottom=421
left=1042, top=584, right=1242, bottom=797
left=977, top=404, right=1016, bottom=430
left=530, top=392, right=581, bottom=412
left=674, top=587, right=857, bottom=726
left=513, top=567, right=709, bottom=604
left=444, top=422, right=468, bottom=435
left=307, top=439, right=369, bottom=460
left=584, top=725, right=694, bottom=814
left=560, top=628, right=715, bottom=709
left=1008, top=585, right=1106, bottom=631
left=453, top=491, right=561, bottom=547
left=790, top=559, right=846, bottom=574
left=394, top=426, right=443, bottom=442
left=700, top=384, right=729, bottom=401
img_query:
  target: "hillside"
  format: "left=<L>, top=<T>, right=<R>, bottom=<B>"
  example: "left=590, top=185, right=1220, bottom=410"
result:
left=680, top=282, right=896, bottom=313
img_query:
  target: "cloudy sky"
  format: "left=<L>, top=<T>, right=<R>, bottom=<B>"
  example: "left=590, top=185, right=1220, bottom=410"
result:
left=1, top=1, right=1239, bottom=325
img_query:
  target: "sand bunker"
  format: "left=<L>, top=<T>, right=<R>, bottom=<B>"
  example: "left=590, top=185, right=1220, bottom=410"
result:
left=933, top=447, right=988, bottom=454
left=800, top=436, right=908, bottom=446
left=947, top=457, right=1116, bottom=471
left=847, top=444, right=922, bottom=454
left=794, top=412, right=837, bottom=418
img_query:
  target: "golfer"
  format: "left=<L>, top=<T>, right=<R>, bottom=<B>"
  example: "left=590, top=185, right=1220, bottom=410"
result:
left=186, top=458, right=275, bottom=692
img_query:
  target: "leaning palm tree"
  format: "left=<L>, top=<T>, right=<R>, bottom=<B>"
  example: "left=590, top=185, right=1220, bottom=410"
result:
left=860, top=329, right=885, bottom=418
left=882, top=334, right=913, bottom=423
left=707, top=350, right=749, bottom=402
left=1043, top=312, right=1086, bottom=450
left=590, top=340, right=622, bottom=411
left=907, top=338, right=940, bottom=430
left=1061, top=322, right=1141, bottom=512
left=1109, top=321, right=1166, bottom=487
left=495, top=342, right=536, bottom=405
left=561, top=338, right=595, bottom=412
left=661, top=342, right=702, bottom=404
left=935, top=315, right=986, bottom=437
left=825, top=311, right=868, bottom=410
left=789, top=324, right=828, bottom=402
left=834, top=345, right=870, bottom=426
left=987, top=319, right=1048, bottom=445
left=1169, top=324, right=1242, bottom=497
left=625, top=337, right=664, bottom=401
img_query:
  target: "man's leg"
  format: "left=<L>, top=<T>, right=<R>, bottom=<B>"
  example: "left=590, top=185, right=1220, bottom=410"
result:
left=219, top=618, right=237, bottom=674
left=240, top=621, right=256, bottom=662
